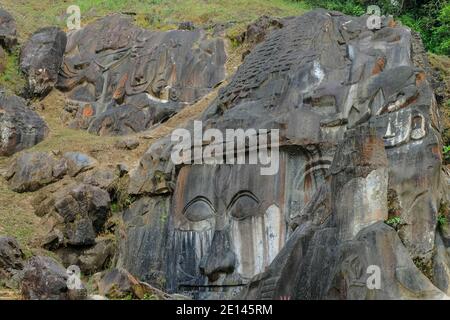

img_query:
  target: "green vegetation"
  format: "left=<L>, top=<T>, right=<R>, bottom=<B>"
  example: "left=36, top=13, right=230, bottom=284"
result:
left=0, top=49, right=26, bottom=95
left=303, top=0, right=365, bottom=15
left=399, top=1, right=450, bottom=56
left=1, top=0, right=308, bottom=40
left=385, top=216, right=404, bottom=230
left=438, top=214, right=448, bottom=226
left=444, top=145, right=450, bottom=163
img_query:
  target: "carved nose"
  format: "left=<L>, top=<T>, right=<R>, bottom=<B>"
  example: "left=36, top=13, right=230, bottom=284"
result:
left=199, top=230, right=236, bottom=282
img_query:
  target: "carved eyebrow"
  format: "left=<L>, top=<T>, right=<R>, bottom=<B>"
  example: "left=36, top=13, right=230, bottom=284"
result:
left=182, top=196, right=216, bottom=215
left=227, top=191, right=260, bottom=210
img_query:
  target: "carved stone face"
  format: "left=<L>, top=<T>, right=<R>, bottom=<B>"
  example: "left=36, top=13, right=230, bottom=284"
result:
left=167, top=148, right=328, bottom=298
left=170, top=163, right=285, bottom=297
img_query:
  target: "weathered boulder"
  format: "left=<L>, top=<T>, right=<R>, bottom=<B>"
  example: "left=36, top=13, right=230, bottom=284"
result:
left=233, top=15, right=285, bottom=59
left=82, top=167, right=118, bottom=191
left=97, top=268, right=136, bottom=299
left=20, top=27, right=67, bottom=97
left=57, top=14, right=227, bottom=136
left=0, top=236, right=25, bottom=288
left=98, top=268, right=172, bottom=299
left=115, top=137, right=140, bottom=150
left=55, top=237, right=115, bottom=275
left=5, top=152, right=67, bottom=192
left=128, top=136, right=175, bottom=196
left=62, top=152, right=97, bottom=177
left=33, top=182, right=111, bottom=248
left=0, top=9, right=17, bottom=50
left=21, top=256, right=68, bottom=300
left=0, top=93, right=49, bottom=156
left=327, top=222, right=446, bottom=300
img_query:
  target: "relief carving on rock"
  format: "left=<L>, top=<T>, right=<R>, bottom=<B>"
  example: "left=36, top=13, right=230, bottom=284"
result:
left=117, top=9, right=447, bottom=299
left=57, top=14, right=226, bottom=136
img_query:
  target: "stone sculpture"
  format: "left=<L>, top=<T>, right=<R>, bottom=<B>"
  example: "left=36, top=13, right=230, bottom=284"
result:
left=117, top=9, right=446, bottom=299
left=57, top=14, right=226, bottom=135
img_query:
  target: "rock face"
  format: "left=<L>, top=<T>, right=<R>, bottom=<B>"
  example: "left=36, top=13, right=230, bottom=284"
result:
left=0, top=9, right=17, bottom=50
left=57, top=14, right=226, bottom=136
left=241, top=129, right=444, bottom=300
left=117, top=196, right=170, bottom=287
left=5, top=152, right=67, bottom=192
left=33, top=182, right=111, bottom=248
left=98, top=268, right=174, bottom=299
left=0, top=236, right=25, bottom=288
left=62, top=152, right=97, bottom=177
left=5, top=151, right=98, bottom=192
left=117, top=9, right=447, bottom=300
left=233, top=15, right=286, bottom=59
left=20, top=27, right=67, bottom=97
left=21, top=256, right=69, bottom=300
left=55, top=237, right=115, bottom=275
left=0, top=93, right=48, bottom=156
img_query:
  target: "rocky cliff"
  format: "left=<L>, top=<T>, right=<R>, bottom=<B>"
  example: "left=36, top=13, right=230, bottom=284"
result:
left=0, top=7, right=449, bottom=300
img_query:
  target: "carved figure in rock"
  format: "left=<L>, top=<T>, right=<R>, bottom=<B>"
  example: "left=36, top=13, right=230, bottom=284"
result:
left=118, top=9, right=446, bottom=299
left=57, top=14, right=226, bottom=135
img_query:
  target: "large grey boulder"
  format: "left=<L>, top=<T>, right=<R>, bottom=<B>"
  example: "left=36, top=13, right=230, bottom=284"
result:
left=82, top=167, right=118, bottom=191
left=20, top=27, right=67, bottom=97
left=5, top=152, right=67, bottom=192
left=55, top=237, right=115, bottom=275
left=62, top=152, right=97, bottom=177
left=21, top=256, right=68, bottom=300
left=128, top=136, right=175, bottom=196
left=0, top=9, right=17, bottom=50
left=57, top=14, right=226, bottom=136
left=5, top=151, right=98, bottom=192
left=0, top=93, right=48, bottom=156
left=0, top=236, right=25, bottom=288
left=33, top=182, right=111, bottom=248
left=98, top=268, right=173, bottom=300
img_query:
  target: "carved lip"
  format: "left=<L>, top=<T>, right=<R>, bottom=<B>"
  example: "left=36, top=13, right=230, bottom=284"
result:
left=179, top=283, right=247, bottom=291
left=179, top=274, right=248, bottom=289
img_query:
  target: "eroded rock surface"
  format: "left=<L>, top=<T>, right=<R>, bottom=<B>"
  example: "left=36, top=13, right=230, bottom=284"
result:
left=5, top=152, right=67, bottom=192
left=21, top=256, right=68, bottom=300
left=55, top=237, right=115, bottom=275
left=118, top=9, right=446, bottom=300
left=0, top=9, right=17, bottom=50
left=0, top=236, right=25, bottom=288
left=33, top=182, right=111, bottom=248
left=20, top=27, right=67, bottom=97
left=0, top=93, right=48, bottom=156
left=57, top=14, right=226, bottom=136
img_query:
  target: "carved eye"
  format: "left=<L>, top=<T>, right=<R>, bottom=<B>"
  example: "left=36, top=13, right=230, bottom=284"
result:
left=228, top=192, right=260, bottom=220
left=183, top=197, right=215, bottom=222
